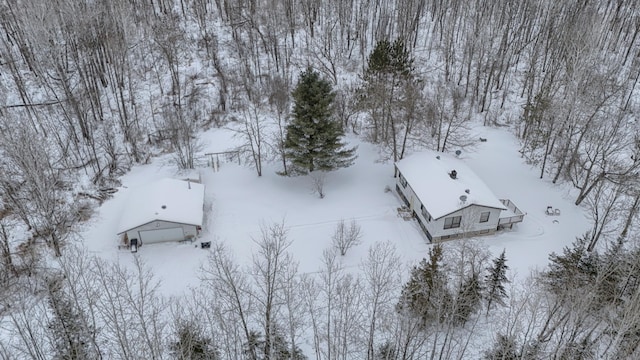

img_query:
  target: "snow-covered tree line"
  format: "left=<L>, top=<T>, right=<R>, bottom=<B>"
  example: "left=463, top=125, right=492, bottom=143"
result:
left=0, top=222, right=511, bottom=359
left=4, top=223, right=640, bottom=359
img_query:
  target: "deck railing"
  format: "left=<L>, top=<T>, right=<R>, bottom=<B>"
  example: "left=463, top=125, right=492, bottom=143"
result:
left=498, top=199, right=525, bottom=225
left=498, top=214, right=525, bottom=225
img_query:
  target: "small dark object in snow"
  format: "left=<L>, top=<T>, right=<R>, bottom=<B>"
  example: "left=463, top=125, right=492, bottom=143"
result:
left=479, top=137, right=487, bottom=142
left=546, top=206, right=561, bottom=216
left=201, top=241, right=211, bottom=249
left=130, top=238, right=138, bottom=253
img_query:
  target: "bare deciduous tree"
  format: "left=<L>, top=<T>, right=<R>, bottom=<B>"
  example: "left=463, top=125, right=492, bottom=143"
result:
left=361, top=241, right=401, bottom=359
left=202, top=242, right=256, bottom=358
left=332, top=219, right=362, bottom=256
left=250, top=221, right=300, bottom=359
left=0, top=217, right=18, bottom=278
left=238, top=101, right=267, bottom=177
left=163, top=105, right=203, bottom=170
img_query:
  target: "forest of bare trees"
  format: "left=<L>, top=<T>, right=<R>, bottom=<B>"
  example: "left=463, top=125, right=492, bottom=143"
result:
left=1, top=0, right=640, bottom=358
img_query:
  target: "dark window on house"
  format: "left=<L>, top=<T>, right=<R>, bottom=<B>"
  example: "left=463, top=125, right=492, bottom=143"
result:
left=480, top=211, right=490, bottom=223
left=420, top=204, right=432, bottom=222
left=399, top=173, right=408, bottom=188
left=444, top=216, right=462, bottom=229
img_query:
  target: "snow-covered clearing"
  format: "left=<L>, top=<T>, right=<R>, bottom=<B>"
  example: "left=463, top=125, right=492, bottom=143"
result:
left=80, top=124, right=590, bottom=296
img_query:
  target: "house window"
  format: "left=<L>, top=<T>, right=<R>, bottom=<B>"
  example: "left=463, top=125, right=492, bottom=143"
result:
left=444, top=216, right=462, bottom=229
left=480, top=212, right=490, bottom=223
left=421, top=204, right=431, bottom=222
left=399, top=173, right=408, bottom=188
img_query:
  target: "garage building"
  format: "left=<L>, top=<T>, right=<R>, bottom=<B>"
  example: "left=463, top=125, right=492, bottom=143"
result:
left=117, top=178, right=205, bottom=246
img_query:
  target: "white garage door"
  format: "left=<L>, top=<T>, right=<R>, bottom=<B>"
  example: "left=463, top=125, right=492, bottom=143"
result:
left=139, top=227, right=185, bottom=244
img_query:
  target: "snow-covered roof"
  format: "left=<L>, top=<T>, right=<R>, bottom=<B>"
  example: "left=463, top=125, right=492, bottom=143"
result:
left=117, top=178, right=205, bottom=234
left=395, top=151, right=506, bottom=219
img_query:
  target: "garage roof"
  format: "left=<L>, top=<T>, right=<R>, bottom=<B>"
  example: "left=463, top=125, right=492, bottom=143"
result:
left=395, top=151, right=505, bottom=220
left=117, top=178, right=205, bottom=234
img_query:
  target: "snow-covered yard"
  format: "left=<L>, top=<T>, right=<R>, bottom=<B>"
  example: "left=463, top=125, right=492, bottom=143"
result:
left=79, top=124, right=590, bottom=296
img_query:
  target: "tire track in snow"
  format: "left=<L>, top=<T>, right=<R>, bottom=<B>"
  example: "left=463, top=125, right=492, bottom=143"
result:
left=285, top=209, right=395, bottom=230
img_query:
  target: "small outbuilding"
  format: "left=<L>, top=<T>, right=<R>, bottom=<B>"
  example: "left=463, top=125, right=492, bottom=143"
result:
left=117, top=178, right=205, bottom=246
left=395, top=151, right=524, bottom=242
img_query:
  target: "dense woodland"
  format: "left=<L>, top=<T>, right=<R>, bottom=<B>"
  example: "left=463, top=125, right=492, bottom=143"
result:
left=1, top=0, right=640, bottom=358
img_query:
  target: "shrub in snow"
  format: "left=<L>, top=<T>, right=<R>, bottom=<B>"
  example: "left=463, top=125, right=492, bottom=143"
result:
left=332, top=219, right=362, bottom=256
left=311, top=173, right=326, bottom=199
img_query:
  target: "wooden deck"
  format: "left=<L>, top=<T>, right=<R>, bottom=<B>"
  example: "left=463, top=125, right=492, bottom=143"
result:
left=498, top=199, right=525, bottom=227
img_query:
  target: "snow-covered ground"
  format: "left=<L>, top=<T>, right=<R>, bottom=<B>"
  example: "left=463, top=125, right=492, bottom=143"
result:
left=79, top=124, right=590, bottom=296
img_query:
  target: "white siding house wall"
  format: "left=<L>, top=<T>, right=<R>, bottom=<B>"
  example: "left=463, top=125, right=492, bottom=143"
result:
left=396, top=170, right=503, bottom=242
left=427, top=206, right=502, bottom=240
left=396, top=174, right=418, bottom=208
left=125, top=220, right=199, bottom=245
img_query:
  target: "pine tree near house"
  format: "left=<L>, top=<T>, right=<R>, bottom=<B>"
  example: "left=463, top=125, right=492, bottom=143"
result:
left=358, top=39, right=419, bottom=163
left=170, top=321, right=219, bottom=360
left=285, top=68, right=356, bottom=175
left=397, top=244, right=452, bottom=324
left=454, top=272, right=484, bottom=325
left=485, top=250, right=510, bottom=314
left=46, top=277, right=97, bottom=360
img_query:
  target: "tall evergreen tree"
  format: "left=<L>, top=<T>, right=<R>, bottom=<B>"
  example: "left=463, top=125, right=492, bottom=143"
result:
left=397, top=244, right=451, bottom=324
left=454, top=272, right=483, bottom=325
left=170, top=321, right=219, bottom=360
left=542, top=236, right=598, bottom=297
left=358, top=39, right=420, bottom=163
left=46, top=277, right=97, bottom=360
left=285, top=68, right=356, bottom=175
left=485, top=250, right=510, bottom=314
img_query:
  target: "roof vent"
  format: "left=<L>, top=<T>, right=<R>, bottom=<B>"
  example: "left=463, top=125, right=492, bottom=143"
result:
left=465, top=189, right=470, bottom=194
left=161, top=205, right=167, bottom=209
left=436, top=155, right=441, bottom=160
left=459, top=195, right=467, bottom=203
left=450, top=170, right=457, bottom=179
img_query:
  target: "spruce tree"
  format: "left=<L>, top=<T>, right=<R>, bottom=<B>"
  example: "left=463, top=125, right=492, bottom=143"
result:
left=285, top=68, right=356, bottom=175
left=454, top=272, right=483, bottom=325
left=397, top=244, right=451, bottom=324
left=484, top=334, right=519, bottom=360
left=170, top=321, right=219, bottom=360
left=46, top=277, right=96, bottom=360
left=485, top=250, right=510, bottom=314
left=543, top=236, right=598, bottom=296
